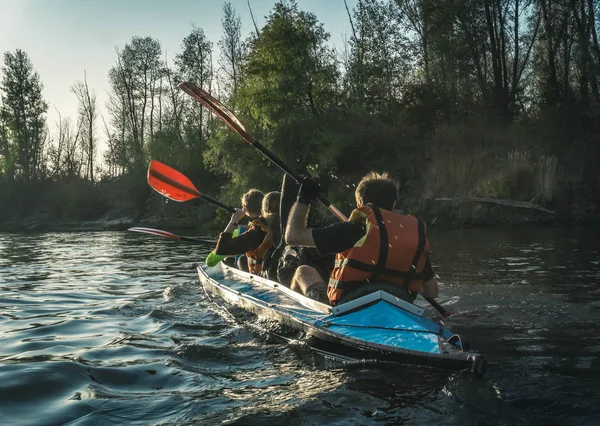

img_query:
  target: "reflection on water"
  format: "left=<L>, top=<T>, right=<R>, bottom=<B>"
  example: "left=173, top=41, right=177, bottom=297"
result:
left=0, top=227, right=599, bottom=425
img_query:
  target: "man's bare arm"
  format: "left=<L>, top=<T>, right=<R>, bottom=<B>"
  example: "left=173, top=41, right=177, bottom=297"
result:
left=285, top=202, right=316, bottom=247
left=421, top=278, right=438, bottom=298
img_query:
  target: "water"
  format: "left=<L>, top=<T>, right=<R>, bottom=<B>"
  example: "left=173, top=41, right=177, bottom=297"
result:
left=0, top=227, right=599, bottom=425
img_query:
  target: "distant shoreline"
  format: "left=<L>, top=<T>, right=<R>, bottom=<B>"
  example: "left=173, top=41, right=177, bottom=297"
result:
left=1, top=207, right=595, bottom=234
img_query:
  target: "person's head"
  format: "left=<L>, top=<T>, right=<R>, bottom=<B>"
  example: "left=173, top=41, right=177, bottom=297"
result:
left=241, top=189, right=264, bottom=218
left=355, top=172, right=398, bottom=210
left=261, top=191, right=281, bottom=245
left=261, top=191, right=280, bottom=218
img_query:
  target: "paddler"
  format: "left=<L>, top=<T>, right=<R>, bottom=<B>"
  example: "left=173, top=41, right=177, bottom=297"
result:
left=215, top=189, right=281, bottom=276
left=213, top=188, right=263, bottom=271
left=285, top=172, right=439, bottom=305
left=274, top=173, right=334, bottom=291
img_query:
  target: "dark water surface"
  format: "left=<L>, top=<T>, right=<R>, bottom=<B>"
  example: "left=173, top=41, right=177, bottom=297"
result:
left=1, top=227, right=599, bottom=425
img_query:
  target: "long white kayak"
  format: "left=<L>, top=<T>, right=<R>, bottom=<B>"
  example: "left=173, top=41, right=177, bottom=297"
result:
left=198, top=263, right=487, bottom=374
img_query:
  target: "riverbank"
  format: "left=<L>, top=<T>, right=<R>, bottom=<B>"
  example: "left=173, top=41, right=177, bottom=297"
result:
left=0, top=208, right=221, bottom=233
left=0, top=171, right=597, bottom=233
left=0, top=176, right=225, bottom=234
left=0, top=197, right=595, bottom=234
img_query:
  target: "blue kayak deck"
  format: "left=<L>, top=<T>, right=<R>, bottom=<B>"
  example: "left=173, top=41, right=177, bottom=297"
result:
left=320, top=301, right=442, bottom=354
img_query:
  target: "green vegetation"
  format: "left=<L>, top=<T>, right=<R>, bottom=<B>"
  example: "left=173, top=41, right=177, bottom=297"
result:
left=1, top=0, right=599, bottom=231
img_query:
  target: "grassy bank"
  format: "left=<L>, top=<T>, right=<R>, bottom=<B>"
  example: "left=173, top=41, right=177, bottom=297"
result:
left=1, top=148, right=598, bottom=233
left=404, top=118, right=599, bottom=226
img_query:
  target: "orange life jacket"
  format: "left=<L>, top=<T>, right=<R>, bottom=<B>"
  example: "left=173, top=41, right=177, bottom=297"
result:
left=245, top=218, right=272, bottom=274
left=328, top=204, right=430, bottom=305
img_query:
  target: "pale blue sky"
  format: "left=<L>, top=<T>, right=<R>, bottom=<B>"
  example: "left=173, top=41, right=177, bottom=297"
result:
left=0, top=0, right=357, bottom=147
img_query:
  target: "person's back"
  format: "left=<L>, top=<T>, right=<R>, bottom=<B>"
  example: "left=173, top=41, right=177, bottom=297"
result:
left=285, top=171, right=438, bottom=305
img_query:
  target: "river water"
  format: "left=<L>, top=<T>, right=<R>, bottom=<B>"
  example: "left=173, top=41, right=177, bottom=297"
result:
left=0, top=226, right=599, bottom=425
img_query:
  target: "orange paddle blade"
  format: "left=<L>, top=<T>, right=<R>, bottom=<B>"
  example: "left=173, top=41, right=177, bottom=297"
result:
left=147, top=160, right=202, bottom=202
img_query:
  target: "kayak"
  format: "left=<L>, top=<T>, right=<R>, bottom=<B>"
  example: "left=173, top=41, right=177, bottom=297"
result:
left=197, top=263, right=487, bottom=374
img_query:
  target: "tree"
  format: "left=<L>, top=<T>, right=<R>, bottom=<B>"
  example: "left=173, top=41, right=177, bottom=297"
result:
left=0, top=49, right=48, bottom=182
left=219, top=2, right=243, bottom=103
left=346, top=0, right=412, bottom=114
left=479, top=0, right=540, bottom=120
left=241, top=0, right=339, bottom=122
left=569, top=0, right=600, bottom=103
left=0, top=115, right=10, bottom=179
left=204, top=0, right=341, bottom=197
left=107, top=36, right=164, bottom=172
left=71, top=71, right=98, bottom=182
left=47, top=110, right=82, bottom=179
left=176, top=26, right=214, bottom=150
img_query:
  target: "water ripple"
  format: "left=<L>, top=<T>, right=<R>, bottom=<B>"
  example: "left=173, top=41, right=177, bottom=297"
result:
left=0, top=228, right=599, bottom=425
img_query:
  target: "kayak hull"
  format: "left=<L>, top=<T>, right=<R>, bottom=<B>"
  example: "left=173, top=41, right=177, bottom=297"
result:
left=197, top=263, right=486, bottom=374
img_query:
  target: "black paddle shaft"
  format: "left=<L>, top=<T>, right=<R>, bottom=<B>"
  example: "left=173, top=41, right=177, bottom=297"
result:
left=198, top=194, right=236, bottom=214
left=250, top=139, right=343, bottom=215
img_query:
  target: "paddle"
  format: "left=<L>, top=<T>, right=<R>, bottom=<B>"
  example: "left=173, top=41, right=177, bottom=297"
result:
left=177, top=82, right=347, bottom=222
left=177, top=83, right=453, bottom=317
left=147, top=160, right=236, bottom=213
left=128, top=227, right=215, bottom=244
left=424, top=297, right=454, bottom=317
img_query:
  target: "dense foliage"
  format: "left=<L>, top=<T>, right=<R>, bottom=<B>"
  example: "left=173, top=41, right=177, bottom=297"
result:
left=1, top=0, right=599, bottom=229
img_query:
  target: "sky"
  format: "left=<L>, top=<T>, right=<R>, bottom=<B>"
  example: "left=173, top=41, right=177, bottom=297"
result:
left=0, top=0, right=357, bottom=151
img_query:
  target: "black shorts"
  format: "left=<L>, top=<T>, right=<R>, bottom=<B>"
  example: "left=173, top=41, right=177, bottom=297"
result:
left=277, top=246, right=334, bottom=288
